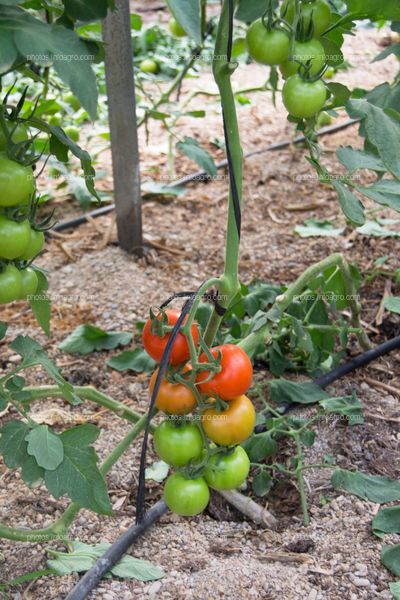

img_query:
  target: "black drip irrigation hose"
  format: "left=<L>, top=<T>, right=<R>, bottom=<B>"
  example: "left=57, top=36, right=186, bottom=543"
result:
left=254, top=334, right=400, bottom=433
left=51, top=119, right=360, bottom=234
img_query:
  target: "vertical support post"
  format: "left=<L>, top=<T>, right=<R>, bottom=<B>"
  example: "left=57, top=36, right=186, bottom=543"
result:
left=102, top=0, right=143, bottom=256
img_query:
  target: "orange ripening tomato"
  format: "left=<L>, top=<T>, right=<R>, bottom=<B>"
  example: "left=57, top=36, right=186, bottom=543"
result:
left=201, top=395, right=256, bottom=446
left=197, top=344, right=253, bottom=400
left=142, top=308, right=199, bottom=365
left=149, top=369, right=197, bottom=415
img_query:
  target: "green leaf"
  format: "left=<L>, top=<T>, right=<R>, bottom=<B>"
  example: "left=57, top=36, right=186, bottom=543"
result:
left=269, top=379, right=329, bottom=406
left=0, top=6, right=98, bottom=118
left=373, top=43, right=400, bottom=62
left=345, top=0, right=400, bottom=20
left=242, top=432, right=278, bottom=462
left=60, top=324, right=132, bottom=355
left=332, top=181, right=365, bottom=226
left=0, top=321, right=7, bottom=340
left=29, top=271, right=51, bottom=335
left=235, top=0, right=266, bottom=22
left=45, top=424, right=112, bottom=515
left=48, top=541, right=165, bottom=581
left=381, top=545, right=400, bottom=577
left=176, top=137, right=217, bottom=177
left=0, top=420, right=44, bottom=486
left=25, top=425, right=64, bottom=470
left=383, top=297, right=400, bottom=315
left=294, top=219, right=345, bottom=238
left=356, top=180, right=400, bottom=211
left=63, top=0, right=108, bottom=21
left=145, top=460, right=169, bottom=483
left=0, top=28, right=18, bottom=72
left=390, top=581, right=400, bottom=600
left=347, top=99, right=400, bottom=179
left=331, top=469, right=400, bottom=503
left=357, top=220, right=400, bottom=238
left=0, top=569, right=56, bottom=592
left=320, top=39, right=344, bottom=67
left=130, top=13, right=142, bottom=31
left=300, top=429, right=316, bottom=447
left=166, top=0, right=201, bottom=44
left=141, top=181, right=186, bottom=197
left=337, top=146, right=386, bottom=174
left=252, top=470, right=273, bottom=497
left=373, top=506, right=400, bottom=538
left=320, top=393, right=364, bottom=426
left=107, top=348, right=156, bottom=373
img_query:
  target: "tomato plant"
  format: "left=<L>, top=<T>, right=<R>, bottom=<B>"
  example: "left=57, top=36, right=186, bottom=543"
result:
left=0, top=155, right=35, bottom=207
left=163, top=473, right=210, bottom=516
left=282, top=75, right=327, bottom=118
left=139, top=58, right=159, bottom=74
left=169, top=17, right=186, bottom=37
left=149, top=369, right=197, bottom=415
left=143, top=308, right=199, bottom=365
left=153, top=420, right=203, bottom=467
left=201, top=395, right=256, bottom=446
left=280, top=38, right=326, bottom=78
left=197, top=344, right=253, bottom=400
left=246, top=20, right=290, bottom=65
left=281, top=0, right=332, bottom=37
left=19, top=268, right=39, bottom=300
left=204, top=446, right=250, bottom=490
left=18, top=229, right=45, bottom=260
left=0, top=215, right=31, bottom=260
left=0, top=122, right=28, bottom=150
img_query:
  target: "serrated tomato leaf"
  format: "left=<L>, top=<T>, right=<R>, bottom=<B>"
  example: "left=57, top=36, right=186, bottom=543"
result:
left=59, top=324, right=132, bottom=355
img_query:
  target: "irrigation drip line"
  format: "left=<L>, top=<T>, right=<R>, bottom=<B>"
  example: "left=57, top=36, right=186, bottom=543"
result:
left=254, top=333, right=400, bottom=433
left=64, top=500, right=168, bottom=600
left=51, top=118, right=360, bottom=234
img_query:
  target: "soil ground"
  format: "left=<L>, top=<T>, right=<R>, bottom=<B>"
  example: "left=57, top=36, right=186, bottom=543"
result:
left=0, top=14, right=399, bottom=600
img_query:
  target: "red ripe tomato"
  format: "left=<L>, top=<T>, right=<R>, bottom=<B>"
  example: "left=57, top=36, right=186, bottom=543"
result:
left=149, top=369, right=197, bottom=415
left=197, top=344, right=253, bottom=400
left=142, top=308, right=199, bottom=365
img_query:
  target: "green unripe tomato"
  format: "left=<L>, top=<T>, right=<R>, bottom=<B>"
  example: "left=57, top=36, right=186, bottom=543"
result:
left=246, top=21, right=290, bottom=65
left=232, top=37, right=247, bottom=58
left=169, top=17, right=186, bottom=37
left=139, top=59, right=159, bottom=74
left=64, top=93, right=81, bottom=111
left=164, top=473, right=210, bottom=517
left=204, top=446, right=250, bottom=491
left=282, top=75, right=327, bottom=118
left=64, top=126, right=80, bottom=142
left=19, top=267, right=39, bottom=299
left=49, top=114, right=62, bottom=126
left=317, top=111, right=333, bottom=127
left=0, top=265, right=22, bottom=304
left=0, top=154, right=35, bottom=207
left=18, top=229, right=45, bottom=261
left=281, top=0, right=332, bottom=37
left=0, top=215, right=31, bottom=259
left=0, top=122, right=29, bottom=151
left=154, top=420, right=204, bottom=467
left=280, top=38, right=326, bottom=78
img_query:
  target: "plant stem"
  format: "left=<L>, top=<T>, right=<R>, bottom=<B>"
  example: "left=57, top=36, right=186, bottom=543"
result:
left=22, top=385, right=149, bottom=427
left=294, top=434, right=310, bottom=527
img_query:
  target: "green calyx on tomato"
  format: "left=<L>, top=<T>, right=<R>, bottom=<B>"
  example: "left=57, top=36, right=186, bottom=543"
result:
left=197, top=344, right=253, bottom=401
left=143, top=308, right=199, bottom=365
left=246, top=20, right=290, bottom=66
left=0, top=264, right=22, bottom=304
left=205, top=446, right=250, bottom=491
left=164, top=473, right=210, bottom=517
left=0, top=122, right=29, bottom=151
left=154, top=420, right=204, bottom=467
left=169, top=17, right=186, bottom=37
left=0, top=154, right=35, bottom=207
left=282, top=74, right=327, bottom=119
left=0, top=215, right=31, bottom=260
left=201, top=395, right=256, bottom=446
left=19, top=267, right=38, bottom=300
left=280, top=38, right=326, bottom=79
left=149, top=368, right=197, bottom=415
left=18, top=229, right=45, bottom=261
left=139, top=59, right=159, bottom=74
left=281, top=0, right=332, bottom=37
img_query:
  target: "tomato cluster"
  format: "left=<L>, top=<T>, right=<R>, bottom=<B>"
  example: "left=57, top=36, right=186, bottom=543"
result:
left=143, top=308, right=256, bottom=517
left=246, top=0, right=333, bottom=120
left=0, top=150, right=43, bottom=304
